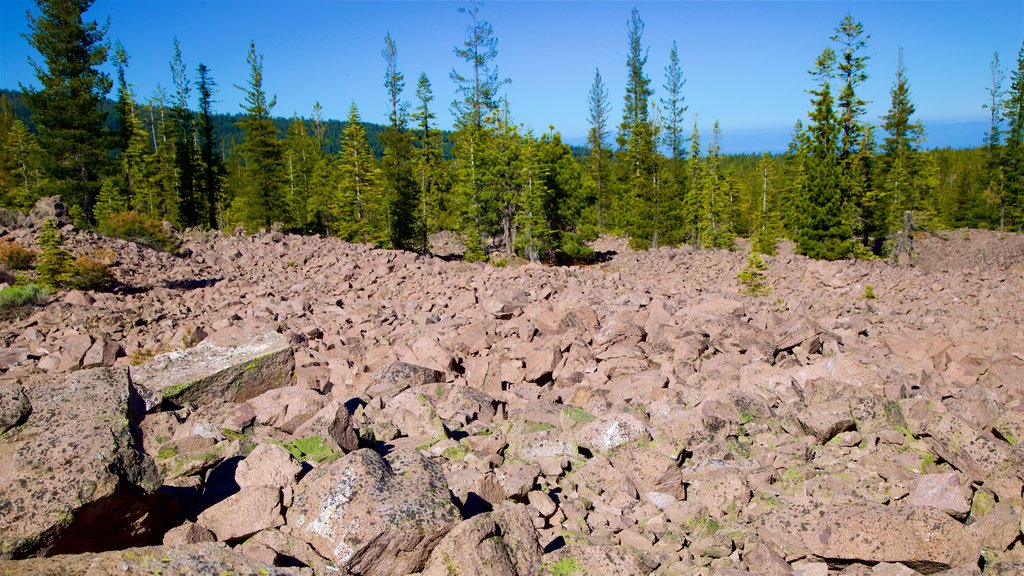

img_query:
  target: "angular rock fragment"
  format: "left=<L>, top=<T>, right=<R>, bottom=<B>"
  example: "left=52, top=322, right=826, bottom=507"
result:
left=0, top=368, right=162, bottom=559
left=757, top=499, right=979, bottom=573
left=0, top=542, right=298, bottom=575
left=421, top=503, right=542, bottom=576
left=132, top=331, right=294, bottom=410
left=287, top=448, right=459, bottom=575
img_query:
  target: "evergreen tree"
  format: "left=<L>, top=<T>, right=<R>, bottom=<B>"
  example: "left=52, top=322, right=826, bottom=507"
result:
left=487, top=101, right=526, bottom=255
left=411, top=74, right=448, bottom=242
left=283, top=116, right=317, bottom=230
left=796, top=48, right=852, bottom=260
left=880, top=48, right=926, bottom=231
left=1002, top=43, right=1024, bottom=230
left=22, top=0, right=112, bottom=222
left=752, top=152, right=781, bottom=255
left=1, top=117, right=48, bottom=210
left=169, top=38, right=202, bottom=227
left=141, top=86, right=179, bottom=222
left=450, top=1, right=506, bottom=260
left=305, top=101, right=337, bottom=235
left=336, top=103, right=380, bottom=242
left=617, top=7, right=658, bottom=249
left=195, top=63, right=224, bottom=229
left=661, top=41, right=687, bottom=160
left=587, top=68, right=613, bottom=234
left=380, top=33, right=421, bottom=251
left=232, top=40, right=286, bottom=230
left=831, top=15, right=874, bottom=245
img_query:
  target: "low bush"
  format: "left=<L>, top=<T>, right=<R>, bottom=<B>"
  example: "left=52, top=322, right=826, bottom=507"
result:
left=0, top=284, right=48, bottom=310
left=98, top=211, right=179, bottom=252
left=67, top=255, right=114, bottom=291
left=0, top=241, right=38, bottom=270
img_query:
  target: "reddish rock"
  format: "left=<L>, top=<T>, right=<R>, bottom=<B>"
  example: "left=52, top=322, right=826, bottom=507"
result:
left=197, top=486, right=284, bottom=542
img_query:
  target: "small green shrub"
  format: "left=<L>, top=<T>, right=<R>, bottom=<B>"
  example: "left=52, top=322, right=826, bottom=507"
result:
left=863, top=284, right=877, bottom=300
left=737, top=252, right=771, bottom=296
left=66, top=255, right=113, bottom=291
left=544, top=556, right=584, bottom=576
left=35, top=219, right=71, bottom=289
left=98, top=211, right=179, bottom=252
left=277, top=436, right=340, bottom=463
left=0, top=241, right=38, bottom=270
left=0, top=284, right=49, bottom=309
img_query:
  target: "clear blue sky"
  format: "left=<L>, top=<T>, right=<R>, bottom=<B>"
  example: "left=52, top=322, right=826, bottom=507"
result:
left=1, top=1, right=1022, bottom=152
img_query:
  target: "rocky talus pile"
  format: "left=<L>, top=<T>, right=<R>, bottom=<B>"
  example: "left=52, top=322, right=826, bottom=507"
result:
left=1, top=214, right=1023, bottom=575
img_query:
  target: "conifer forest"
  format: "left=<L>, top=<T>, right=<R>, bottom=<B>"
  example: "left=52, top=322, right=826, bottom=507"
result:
left=2, top=0, right=1023, bottom=263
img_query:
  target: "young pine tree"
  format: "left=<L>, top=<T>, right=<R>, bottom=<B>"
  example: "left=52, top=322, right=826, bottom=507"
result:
left=587, top=68, right=614, bottom=234
left=336, top=103, right=380, bottom=243
left=233, top=41, right=286, bottom=231
left=795, top=48, right=853, bottom=260
left=379, top=33, right=421, bottom=251
left=22, top=0, right=113, bottom=222
left=1002, top=42, right=1024, bottom=231
left=880, top=48, right=927, bottom=233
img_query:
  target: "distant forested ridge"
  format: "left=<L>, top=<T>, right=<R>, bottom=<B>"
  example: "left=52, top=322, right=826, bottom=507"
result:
left=1, top=0, right=1021, bottom=263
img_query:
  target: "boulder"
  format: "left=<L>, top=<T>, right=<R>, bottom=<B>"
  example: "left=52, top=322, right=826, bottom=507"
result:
left=421, top=503, right=542, bottom=576
left=757, top=499, right=980, bottom=573
left=0, top=368, right=162, bottom=559
left=27, top=196, right=70, bottom=228
left=197, top=486, right=284, bottom=542
left=0, top=542, right=300, bottom=575
left=365, top=361, right=445, bottom=399
left=131, top=331, right=294, bottom=410
left=908, top=473, right=970, bottom=518
left=292, top=399, right=359, bottom=454
left=287, top=448, right=459, bottom=575
left=0, top=382, right=31, bottom=434
left=235, top=443, right=303, bottom=489
left=540, top=544, right=648, bottom=576
left=575, top=411, right=650, bottom=453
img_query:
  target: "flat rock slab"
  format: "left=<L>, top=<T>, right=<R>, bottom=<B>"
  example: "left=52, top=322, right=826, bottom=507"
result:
left=0, top=542, right=301, bottom=575
left=287, top=448, right=459, bottom=576
left=0, top=368, right=160, bottom=559
left=757, top=499, right=979, bottom=574
left=132, top=331, right=294, bottom=410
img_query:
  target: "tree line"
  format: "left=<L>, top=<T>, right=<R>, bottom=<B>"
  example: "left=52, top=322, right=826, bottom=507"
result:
left=1, top=0, right=1022, bottom=263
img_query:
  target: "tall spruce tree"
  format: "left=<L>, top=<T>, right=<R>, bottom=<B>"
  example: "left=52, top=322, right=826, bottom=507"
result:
left=283, top=116, right=317, bottom=230
left=586, top=68, right=613, bottom=233
left=22, top=0, right=112, bottom=222
left=233, top=40, right=286, bottom=230
left=1002, top=43, right=1024, bottom=231
left=752, top=152, right=781, bottom=255
left=831, top=15, right=874, bottom=245
left=661, top=41, right=687, bottom=160
left=195, top=63, right=224, bottom=229
left=450, top=1, right=506, bottom=260
left=0, top=100, right=47, bottom=209
left=169, top=38, right=202, bottom=227
left=411, top=74, right=448, bottom=239
left=380, top=33, right=421, bottom=251
left=796, top=48, right=852, bottom=260
left=617, top=7, right=658, bottom=249
left=881, top=48, right=926, bottom=231
left=336, top=103, right=380, bottom=242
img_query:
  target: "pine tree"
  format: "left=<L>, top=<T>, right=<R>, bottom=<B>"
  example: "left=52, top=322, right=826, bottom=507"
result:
left=283, top=116, right=317, bottom=230
left=1, top=118, right=48, bottom=210
left=336, top=103, right=380, bottom=242
left=587, top=68, right=613, bottom=234
left=305, top=102, right=337, bottom=235
left=36, top=218, right=71, bottom=289
left=831, top=15, right=874, bottom=246
left=411, top=74, right=447, bottom=243
left=487, top=101, right=526, bottom=256
left=141, top=86, right=179, bottom=222
left=881, top=48, right=926, bottom=232
left=22, top=0, right=113, bottom=222
left=796, top=48, right=852, bottom=260
left=661, top=41, right=687, bottom=160
left=617, top=7, right=658, bottom=249
left=752, top=152, right=781, bottom=255
left=450, top=1, right=506, bottom=260
left=1002, top=43, right=1024, bottom=230
left=233, top=40, right=286, bottom=230
left=169, top=38, right=202, bottom=227
left=380, top=33, right=421, bottom=251
left=195, top=63, right=224, bottom=229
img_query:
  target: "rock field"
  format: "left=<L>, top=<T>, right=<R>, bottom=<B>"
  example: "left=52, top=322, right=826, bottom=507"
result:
left=1, top=211, right=1023, bottom=575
